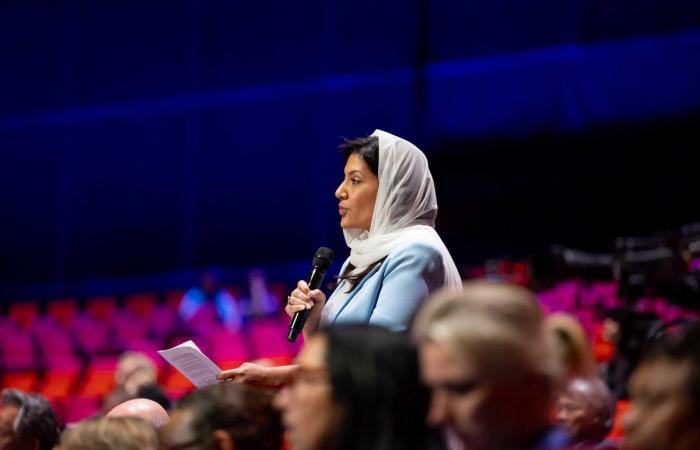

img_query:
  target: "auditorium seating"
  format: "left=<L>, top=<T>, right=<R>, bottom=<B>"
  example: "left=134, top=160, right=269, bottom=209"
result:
left=0, top=284, right=290, bottom=424
left=2, top=275, right=696, bottom=429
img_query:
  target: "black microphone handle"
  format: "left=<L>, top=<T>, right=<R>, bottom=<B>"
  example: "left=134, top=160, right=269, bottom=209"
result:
left=287, top=266, right=327, bottom=342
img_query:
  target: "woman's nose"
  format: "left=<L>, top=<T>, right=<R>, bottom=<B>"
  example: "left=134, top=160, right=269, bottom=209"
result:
left=335, top=182, right=346, bottom=200
left=426, top=391, right=450, bottom=427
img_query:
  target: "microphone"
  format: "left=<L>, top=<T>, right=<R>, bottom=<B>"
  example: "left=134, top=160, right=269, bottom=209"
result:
left=287, top=247, right=334, bottom=342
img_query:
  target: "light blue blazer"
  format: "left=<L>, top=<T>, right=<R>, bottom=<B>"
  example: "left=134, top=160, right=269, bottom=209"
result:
left=320, top=242, right=447, bottom=332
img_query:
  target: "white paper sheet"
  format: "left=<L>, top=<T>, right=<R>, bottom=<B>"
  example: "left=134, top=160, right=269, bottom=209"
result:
left=158, top=340, right=221, bottom=388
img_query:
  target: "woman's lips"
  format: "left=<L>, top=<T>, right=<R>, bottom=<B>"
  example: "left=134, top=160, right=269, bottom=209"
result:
left=339, top=207, right=348, bottom=216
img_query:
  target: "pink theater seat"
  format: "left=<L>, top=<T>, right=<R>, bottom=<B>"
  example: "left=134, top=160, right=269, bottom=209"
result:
left=187, top=303, right=224, bottom=336
left=126, top=292, right=158, bottom=319
left=146, top=305, right=178, bottom=338
left=8, top=302, right=39, bottom=329
left=207, top=330, right=250, bottom=369
left=47, top=299, right=78, bottom=328
left=249, top=319, right=299, bottom=366
left=36, top=328, right=76, bottom=360
left=112, top=311, right=147, bottom=344
left=72, top=314, right=111, bottom=354
left=1, top=331, right=37, bottom=371
left=60, top=395, right=102, bottom=424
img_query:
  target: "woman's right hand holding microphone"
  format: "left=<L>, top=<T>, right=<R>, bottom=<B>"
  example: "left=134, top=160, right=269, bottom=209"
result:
left=285, top=279, right=327, bottom=335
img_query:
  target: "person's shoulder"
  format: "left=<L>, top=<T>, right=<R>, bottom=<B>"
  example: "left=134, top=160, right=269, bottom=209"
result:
left=383, top=241, right=443, bottom=271
left=388, top=240, right=443, bottom=259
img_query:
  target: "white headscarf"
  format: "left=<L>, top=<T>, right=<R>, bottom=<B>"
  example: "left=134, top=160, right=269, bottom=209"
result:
left=343, top=129, right=462, bottom=291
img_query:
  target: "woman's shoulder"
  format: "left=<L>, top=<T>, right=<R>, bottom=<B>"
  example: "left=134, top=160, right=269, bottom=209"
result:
left=387, top=240, right=444, bottom=260
left=382, top=240, right=444, bottom=272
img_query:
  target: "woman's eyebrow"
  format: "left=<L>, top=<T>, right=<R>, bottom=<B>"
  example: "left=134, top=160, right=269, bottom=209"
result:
left=347, top=169, right=363, bottom=176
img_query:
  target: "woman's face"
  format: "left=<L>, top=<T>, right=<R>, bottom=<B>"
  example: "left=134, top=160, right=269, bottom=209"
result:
left=335, top=153, right=379, bottom=231
left=420, top=340, right=536, bottom=450
left=274, top=335, right=341, bottom=450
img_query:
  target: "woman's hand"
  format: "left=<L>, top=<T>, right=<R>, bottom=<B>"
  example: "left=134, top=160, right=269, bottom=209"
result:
left=217, top=362, right=297, bottom=388
left=284, top=280, right=327, bottom=334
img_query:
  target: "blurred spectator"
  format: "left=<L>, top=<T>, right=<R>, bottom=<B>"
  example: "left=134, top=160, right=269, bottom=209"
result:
left=103, top=351, right=170, bottom=413
left=601, top=309, right=665, bottom=400
left=106, top=398, right=169, bottom=429
left=0, top=388, right=61, bottom=450
left=162, top=383, right=281, bottom=450
left=58, top=416, right=158, bottom=450
left=243, top=268, right=280, bottom=320
left=545, top=313, right=598, bottom=380
left=179, top=267, right=242, bottom=331
left=274, top=324, right=440, bottom=450
left=622, top=322, right=700, bottom=450
left=556, top=377, right=618, bottom=449
left=413, top=281, right=569, bottom=450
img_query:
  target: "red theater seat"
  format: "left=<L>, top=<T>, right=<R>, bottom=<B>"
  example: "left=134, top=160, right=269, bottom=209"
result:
left=39, top=368, right=81, bottom=400
left=8, top=302, right=39, bottom=329
left=162, top=370, right=194, bottom=400
left=1, top=372, right=39, bottom=392
left=86, top=296, right=118, bottom=322
left=126, top=292, right=158, bottom=318
left=77, top=357, right=116, bottom=397
left=47, top=299, right=78, bottom=327
left=165, top=289, right=186, bottom=312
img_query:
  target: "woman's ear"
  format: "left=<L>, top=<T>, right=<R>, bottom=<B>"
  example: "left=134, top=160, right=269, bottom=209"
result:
left=211, top=429, right=235, bottom=450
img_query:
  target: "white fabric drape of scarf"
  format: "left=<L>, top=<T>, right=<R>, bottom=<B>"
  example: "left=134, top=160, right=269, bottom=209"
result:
left=343, top=129, right=462, bottom=291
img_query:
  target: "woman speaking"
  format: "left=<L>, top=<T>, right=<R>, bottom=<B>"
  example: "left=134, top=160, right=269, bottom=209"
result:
left=219, top=129, right=461, bottom=384
left=288, top=129, right=461, bottom=335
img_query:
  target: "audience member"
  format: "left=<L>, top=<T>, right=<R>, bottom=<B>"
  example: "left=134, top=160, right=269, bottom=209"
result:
left=274, top=324, right=440, bottom=450
left=106, top=398, right=169, bottom=429
left=545, top=313, right=598, bottom=380
left=413, top=281, right=569, bottom=450
left=622, top=321, right=700, bottom=450
left=161, top=383, right=281, bottom=450
left=0, top=388, right=60, bottom=450
left=556, top=377, right=618, bottom=449
left=243, top=268, right=280, bottom=320
left=58, top=416, right=158, bottom=450
left=179, top=267, right=242, bottom=331
left=103, top=351, right=170, bottom=413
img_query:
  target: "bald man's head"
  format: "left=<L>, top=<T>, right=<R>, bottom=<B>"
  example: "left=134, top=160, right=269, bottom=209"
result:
left=107, top=398, right=169, bottom=429
left=556, top=377, right=614, bottom=443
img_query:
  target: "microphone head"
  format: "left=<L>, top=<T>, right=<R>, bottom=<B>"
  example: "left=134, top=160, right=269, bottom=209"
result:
left=313, top=247, right=334, bottom=270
